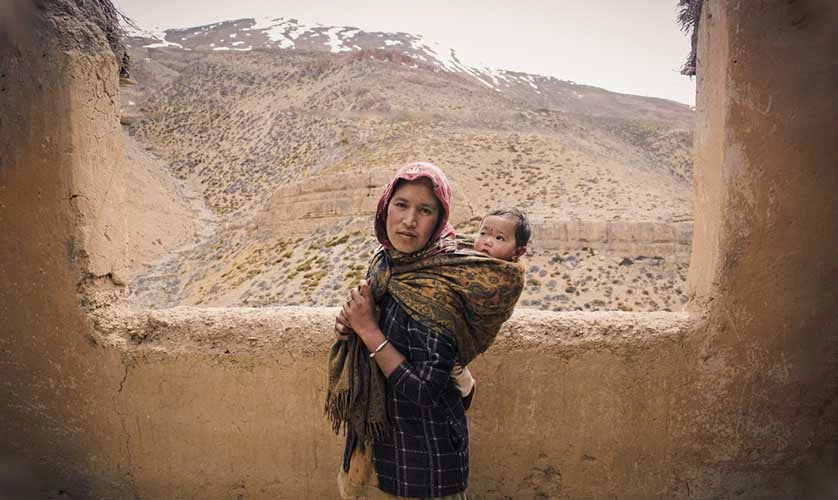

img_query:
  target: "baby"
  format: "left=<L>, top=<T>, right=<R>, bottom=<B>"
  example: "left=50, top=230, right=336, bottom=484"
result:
left=473, top=207, right=531, bottom=261
left=454, top=207, right=531, bottom=409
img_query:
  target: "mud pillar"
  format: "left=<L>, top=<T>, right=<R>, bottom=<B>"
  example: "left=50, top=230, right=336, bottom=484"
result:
left=683, top=0, right=837, bottom=496
left=0, top=1, right=131, bottom=497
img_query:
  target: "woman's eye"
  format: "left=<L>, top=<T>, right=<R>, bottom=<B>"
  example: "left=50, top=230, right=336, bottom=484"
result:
left=420, top=207, right=434, bottom=215
left=395, top=202, right=407, bottom=208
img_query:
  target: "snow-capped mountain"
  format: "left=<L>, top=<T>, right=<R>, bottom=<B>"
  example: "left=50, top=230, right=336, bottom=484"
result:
left=123, top=16, right=693, bottom=123
left=125, top=17, right=596, bottom=100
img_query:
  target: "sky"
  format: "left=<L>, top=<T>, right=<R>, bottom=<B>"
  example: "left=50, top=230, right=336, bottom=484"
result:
left=112, top=0, right=696, bottom=105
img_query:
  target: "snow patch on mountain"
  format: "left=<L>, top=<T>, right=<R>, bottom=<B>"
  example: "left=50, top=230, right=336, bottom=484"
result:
left=122, top=16, right=576, bottom=94
left=123, top=19, right=184, bottom=49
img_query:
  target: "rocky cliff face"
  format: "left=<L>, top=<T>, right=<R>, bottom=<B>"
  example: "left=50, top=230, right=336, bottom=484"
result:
left=532, top=220, right=693, bottom=259
left=256, top=170, right=476, bottom=237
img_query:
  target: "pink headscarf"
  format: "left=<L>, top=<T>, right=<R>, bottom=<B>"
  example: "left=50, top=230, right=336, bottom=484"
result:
left=374, top=162, right=456, bottom=251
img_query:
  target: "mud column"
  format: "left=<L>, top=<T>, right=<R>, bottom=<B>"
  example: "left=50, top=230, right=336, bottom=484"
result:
left=0, top=2, right=131, bottom=498
left=682, top=0, right=837, bottom=496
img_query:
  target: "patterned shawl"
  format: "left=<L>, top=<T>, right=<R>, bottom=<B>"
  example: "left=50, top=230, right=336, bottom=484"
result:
left=325, top=163, right=525, bottom=445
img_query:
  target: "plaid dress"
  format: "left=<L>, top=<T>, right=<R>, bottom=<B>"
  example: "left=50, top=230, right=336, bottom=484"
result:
left=343, top=293, right=469, bottom=498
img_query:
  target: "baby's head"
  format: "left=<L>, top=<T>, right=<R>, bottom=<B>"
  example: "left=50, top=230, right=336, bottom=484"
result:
left=474, top=208, right=530, bottom=261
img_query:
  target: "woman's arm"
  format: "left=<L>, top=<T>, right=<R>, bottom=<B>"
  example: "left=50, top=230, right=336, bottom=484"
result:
left=343, top=282, right=456, bottom=407
left=359, top=328, right=405, bottom=377
left=383, top=318, right=457, bottom=408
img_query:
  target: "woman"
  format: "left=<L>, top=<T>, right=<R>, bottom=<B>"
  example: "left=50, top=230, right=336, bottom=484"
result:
left=325, top=162, right=524, bottom=499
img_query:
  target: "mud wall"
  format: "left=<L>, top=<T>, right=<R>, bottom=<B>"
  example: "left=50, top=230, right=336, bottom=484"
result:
left=90, top=308, right=692, bottom=500
left=0, top=3, right=130, bottom=497
left=678, top=0, right=837, bottom=495
left=1, top=1, right=836, bottom=499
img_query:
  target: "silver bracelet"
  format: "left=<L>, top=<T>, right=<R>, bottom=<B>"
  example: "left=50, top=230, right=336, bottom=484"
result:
left=369, top=338, right=389, bottom=358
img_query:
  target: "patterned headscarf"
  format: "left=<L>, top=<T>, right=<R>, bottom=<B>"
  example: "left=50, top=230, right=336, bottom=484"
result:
left=374, top=161, right=456, bottom=253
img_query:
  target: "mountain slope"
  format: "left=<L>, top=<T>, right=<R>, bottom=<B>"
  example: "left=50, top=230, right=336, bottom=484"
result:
left=121, top=18, right=694, bottom=312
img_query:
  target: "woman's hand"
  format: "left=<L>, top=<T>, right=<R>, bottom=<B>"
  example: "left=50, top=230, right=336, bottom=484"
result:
left=334, top=309, right=353, bottom=341
left=335, top=281, right=381, bottom=342
left=342, top=280, right=381, bottom=345
left=342, top=280, right=404, bottom=376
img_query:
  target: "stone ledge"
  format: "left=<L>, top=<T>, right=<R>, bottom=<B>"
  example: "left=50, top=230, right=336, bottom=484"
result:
left=93, top=305, right=694, bottom=355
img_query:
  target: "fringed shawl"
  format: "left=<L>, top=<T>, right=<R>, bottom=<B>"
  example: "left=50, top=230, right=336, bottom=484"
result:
left=325, top=162, right=524, bottom=445
left=325, top=241, right=524, bottom=444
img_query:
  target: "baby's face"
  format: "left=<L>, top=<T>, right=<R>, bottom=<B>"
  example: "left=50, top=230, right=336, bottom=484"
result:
left=474, top=215, right=522, bottom=261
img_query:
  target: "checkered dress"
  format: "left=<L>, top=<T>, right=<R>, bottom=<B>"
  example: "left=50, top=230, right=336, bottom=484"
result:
left=343, top=293, right=469, bottom=498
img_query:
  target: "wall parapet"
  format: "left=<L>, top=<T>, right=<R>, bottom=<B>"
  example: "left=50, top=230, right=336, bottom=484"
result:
left=92, top=305, right=694, bottom=355
left=82, top=305, right=700, bottom=499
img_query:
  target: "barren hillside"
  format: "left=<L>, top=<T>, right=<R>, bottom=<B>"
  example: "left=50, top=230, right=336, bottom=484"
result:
left=122, top=19, right=695, bottom=312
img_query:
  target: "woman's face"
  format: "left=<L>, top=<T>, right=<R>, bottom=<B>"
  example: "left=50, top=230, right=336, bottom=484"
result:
left=385, top=179, right=441, bottom=254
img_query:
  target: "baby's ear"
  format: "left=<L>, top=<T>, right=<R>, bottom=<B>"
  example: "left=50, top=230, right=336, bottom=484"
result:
left=513, top=246, right=527, bottom=260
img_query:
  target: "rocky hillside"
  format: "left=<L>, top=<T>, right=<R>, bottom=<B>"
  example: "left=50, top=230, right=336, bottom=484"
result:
left=121, top=18, right=694, bottom=312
